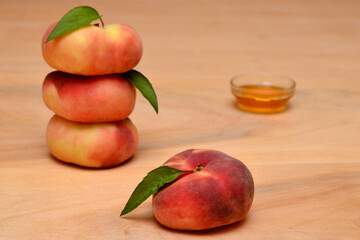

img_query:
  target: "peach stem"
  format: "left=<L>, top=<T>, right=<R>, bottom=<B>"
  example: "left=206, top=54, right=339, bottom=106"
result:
left=194, top=163, right=204, bottom=172
left=100, top=17, right=104, bottom=27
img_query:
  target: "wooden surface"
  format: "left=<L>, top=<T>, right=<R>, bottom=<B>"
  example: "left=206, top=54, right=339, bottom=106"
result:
left=1, top=0, right=360, bottom=239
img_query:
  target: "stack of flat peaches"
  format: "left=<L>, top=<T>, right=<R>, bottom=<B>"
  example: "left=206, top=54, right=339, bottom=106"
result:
left=41, top=13, right=144, bottom=168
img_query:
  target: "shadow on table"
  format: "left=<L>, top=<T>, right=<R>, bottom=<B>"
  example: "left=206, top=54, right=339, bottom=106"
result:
left=155, top=216, right=250, bottom=236
left=47, top=152, right=136, bottom=171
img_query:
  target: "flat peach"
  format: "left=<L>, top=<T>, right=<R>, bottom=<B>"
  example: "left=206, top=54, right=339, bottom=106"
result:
left=42, top=23, right=143, bottom=76
left=46, top=115, right=138, bottom=168
left=153, top=149, right=254, bottom=230
left=42, top=71, right=136, bottom=123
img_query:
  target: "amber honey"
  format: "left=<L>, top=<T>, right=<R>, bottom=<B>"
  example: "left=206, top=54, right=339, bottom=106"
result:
left=230, top=75, right=295, bottom=113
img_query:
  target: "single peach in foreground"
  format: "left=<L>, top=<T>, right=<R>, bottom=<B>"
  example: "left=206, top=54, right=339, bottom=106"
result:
left=152, top=149, right=254, bottom=230
left=46, top=115, right=138, bottom=168
left=42, top=71, right=136, bottom=123
left=42, top=22, right=143, bottom=76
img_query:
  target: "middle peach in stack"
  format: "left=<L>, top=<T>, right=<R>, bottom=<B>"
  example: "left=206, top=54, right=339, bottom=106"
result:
left=42, top=72, right=139, bottom=168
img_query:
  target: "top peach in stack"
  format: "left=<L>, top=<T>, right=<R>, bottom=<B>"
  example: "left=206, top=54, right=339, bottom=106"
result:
left=41, top=15, right=144, bottom=168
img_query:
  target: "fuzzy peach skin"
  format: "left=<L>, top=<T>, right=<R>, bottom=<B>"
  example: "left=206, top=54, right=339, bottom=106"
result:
left=42, top=22, right=143, bottom=76
left=42, top=71, right=136, bottom=123
left=152, top=149, right=254, bottom=230
left=46, top=115, right=138, bottom=168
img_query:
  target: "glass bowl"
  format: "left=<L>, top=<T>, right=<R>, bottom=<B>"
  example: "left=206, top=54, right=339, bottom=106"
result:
left=230, top=74, right=296, bottom=113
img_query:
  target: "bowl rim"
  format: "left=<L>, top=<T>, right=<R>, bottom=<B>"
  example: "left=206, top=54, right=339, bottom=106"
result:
left=230, top=74, right=296, bottom=95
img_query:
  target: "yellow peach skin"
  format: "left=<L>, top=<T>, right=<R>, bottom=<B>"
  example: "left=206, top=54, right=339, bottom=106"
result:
left=42, top=71, right=136, bottom=123
left=42, top=22, right=143, bottom=76
left=46, top=115, right=138, bottom=168
left=152, top=149, right=254, bottom=230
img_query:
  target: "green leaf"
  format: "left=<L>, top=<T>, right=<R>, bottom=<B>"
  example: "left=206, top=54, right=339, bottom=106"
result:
left=46, top=6, right=102, bottom=43
left=121, top=166, right=190, bottom=216
left=124, top=70, right=159, bottom=114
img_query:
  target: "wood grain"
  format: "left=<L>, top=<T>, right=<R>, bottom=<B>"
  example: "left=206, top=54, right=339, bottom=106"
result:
left=1, top=0, right=360, bottom=239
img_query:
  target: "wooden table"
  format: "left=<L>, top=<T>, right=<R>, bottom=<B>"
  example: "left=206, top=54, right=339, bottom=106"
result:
left=1, top=0, right=359, bottom=239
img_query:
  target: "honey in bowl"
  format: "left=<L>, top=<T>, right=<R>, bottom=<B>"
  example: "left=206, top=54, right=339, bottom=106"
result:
left=231, top=75, right=296, bottom=113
